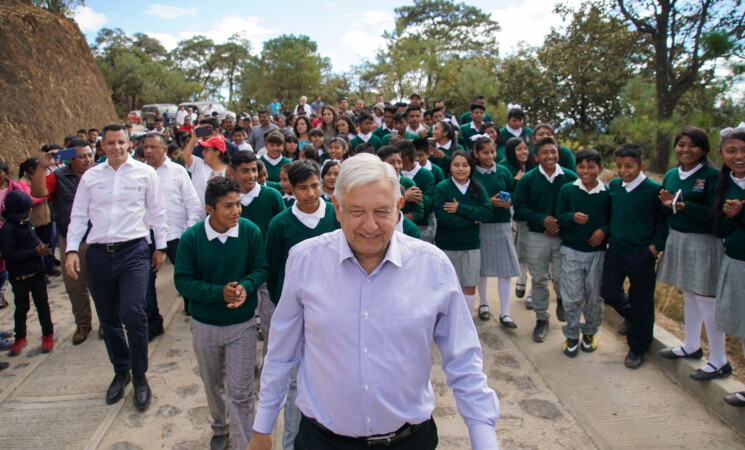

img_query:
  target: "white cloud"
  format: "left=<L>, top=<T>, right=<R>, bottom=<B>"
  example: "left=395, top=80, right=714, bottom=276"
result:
left=340, top=27, right=387, bottom=60
left=491, top=0, right=582, bottom=55
left=72, top=5, right=108, bottom=32
left=144, top=32, right=181, bottom=51
left=361, top=10, right=393, bottom=27
left=145, top=5, right=198, bottom=19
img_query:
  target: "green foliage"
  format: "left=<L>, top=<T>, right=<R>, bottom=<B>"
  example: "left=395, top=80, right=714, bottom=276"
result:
left=26, top=0, right=83, bottom=16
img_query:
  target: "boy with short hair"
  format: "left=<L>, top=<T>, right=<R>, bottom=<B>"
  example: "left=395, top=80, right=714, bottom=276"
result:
left=555, top=148, right=610, bottom=356
left=413, top=138, right=445, bottom=184
left=260, top=131, right=291, bottom=182
left=373, top=106, right=397, bottom=140
left=232, top=127, right=254, bottom=152
left=174, top=176, right=268, bottom=450
left=377, top=145, right=425, bottom=223
left=602, top=144, right=667, bottom=369
left=264, top=160, right=340, bottom=449
left=460, top=103, right=486, bottom=149
left=514, top=137, right=578, bottom=343
left=308, top=128, right=326, bottom=158
left=397, top=140, right=436, bottom=242
left=350, top=111, right=383, bottom=152
left=382, top=112, right=419, bottom=146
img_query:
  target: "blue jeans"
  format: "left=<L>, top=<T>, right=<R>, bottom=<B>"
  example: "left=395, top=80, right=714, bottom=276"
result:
left=86, top=239, right=150, bottom=376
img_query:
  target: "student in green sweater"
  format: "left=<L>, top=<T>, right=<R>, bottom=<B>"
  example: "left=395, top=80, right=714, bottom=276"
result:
left=459, top=103, right=486, bottom=150
left=263, top=160, right=339, bottom=448
left=656, top=127, right=728, bottom=380
left=710, top=128, right=745, bottom=406
left=382, top=111, right=419, bottom=146
left=555, top=149, right=610, bottom=357
left=278, top=165, right=296, bottom=207
left=230, top=150, right=286, bottom=355
left=433, top=150, right=492, bottom=313
left=372, top=106, right=396, bottom=141
left=320, top=160, right=340, bottom=202
left=499, top=105, right=533, bottom=146
left=499, top=137, right=538, bottom=307
left=431, top=120, right=465, bottom=178
left=481, top=122, right=507, bottom=162
left=398, top=140, right=436, bottom=242
left=414, top=138, right=445, bottom=184
left=459, top=95, right=494, bottom=125
left=513, top=137, right=578, bottom=343
left=396, top=185, right=422, bottom=239
left=377, top=145, right=425, bottom=223
left=532, top=124, right=576, bottom=173
left=173, top=176, right=268, bottom=450
left=601, top=144, right=668, bottom=370
left=350, top=111, right=383, bottom=152
left=471, top=137, right=520, bottom=327
left=259, top=131, right=292, bottom=182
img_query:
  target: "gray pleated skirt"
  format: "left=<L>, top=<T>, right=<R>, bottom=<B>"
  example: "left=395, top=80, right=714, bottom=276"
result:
left=657, top=229, right=723, bottom=296
left=514, top=220, right=529, bottom=264
left=443, top=249, right=480, bottom=287
left=716, top=255, right=745, bottom=339
left=480, top=222, right=521, bottom=278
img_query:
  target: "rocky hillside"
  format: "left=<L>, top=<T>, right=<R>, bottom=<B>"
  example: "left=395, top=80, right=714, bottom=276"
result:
left=0, top=0, right=117, bottom=173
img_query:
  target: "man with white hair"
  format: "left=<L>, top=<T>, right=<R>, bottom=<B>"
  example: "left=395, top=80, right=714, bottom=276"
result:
left=248, top=153, right=499, bottom=449
left=293, top=96, right=312, bottom=116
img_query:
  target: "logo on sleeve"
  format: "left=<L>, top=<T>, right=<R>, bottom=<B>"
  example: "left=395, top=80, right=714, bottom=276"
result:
left=693, top=179, right=705, bottom=192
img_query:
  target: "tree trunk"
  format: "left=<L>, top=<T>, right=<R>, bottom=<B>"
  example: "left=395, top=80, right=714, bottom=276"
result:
left=650, top=92, right=675, bottom=173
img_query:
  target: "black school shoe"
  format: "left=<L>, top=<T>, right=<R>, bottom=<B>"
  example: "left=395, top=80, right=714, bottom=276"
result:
left=659, top=346, right=703, bottom=360
left=690, top=362, right=732, bottom=381
left=617, top=319, right=630, bottom=336
left=624, top=350, right=644, bottom=369
left=724, top=392, right=745, bottom=407
left=210, top=434, right=229, bottom=450
left=556, top=301, right=566, bottom=322
left=532, top=320, right=549, bottom=342
left=105, top=371, right=131, bottom=405
left=132, top=375, right=151, bottom=411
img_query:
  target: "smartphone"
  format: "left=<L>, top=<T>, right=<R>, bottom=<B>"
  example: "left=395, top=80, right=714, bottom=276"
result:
left=195, top=125, right=213, bottom=138
left=390, top=130, right=399, bottom=140
left=498, top=191, right=511, bottom=202
left=428, top=137, right=436, bottom=150
left=53, top=148, right=78, bottom=162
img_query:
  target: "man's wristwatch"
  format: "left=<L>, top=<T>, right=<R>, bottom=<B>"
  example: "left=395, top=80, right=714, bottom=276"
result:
left=155, top=248, right=167, bottom=253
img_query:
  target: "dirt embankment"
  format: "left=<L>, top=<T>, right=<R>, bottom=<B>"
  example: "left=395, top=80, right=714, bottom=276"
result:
left=0, top=0, right=117, bottom=173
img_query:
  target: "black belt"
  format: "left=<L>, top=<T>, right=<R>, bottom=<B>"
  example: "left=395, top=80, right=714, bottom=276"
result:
left=90, top=238, right=144, bottom=253
left=303, top=415, right=425, bottom=447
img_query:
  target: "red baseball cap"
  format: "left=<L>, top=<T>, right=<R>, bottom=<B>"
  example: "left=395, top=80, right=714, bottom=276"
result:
left=200, top=136, right=226, bottom=153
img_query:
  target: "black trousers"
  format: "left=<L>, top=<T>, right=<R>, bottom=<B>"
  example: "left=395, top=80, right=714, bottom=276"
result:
left=601, top=250, right=657, bottom=354
left=294, top=415, right=438, bottom=450
left=11, top=273, right=53, bottom=339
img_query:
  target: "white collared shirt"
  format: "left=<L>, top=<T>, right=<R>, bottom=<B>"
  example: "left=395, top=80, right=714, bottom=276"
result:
left=154, top=158, right=202, bottom=241
left=678, top=163, right=703, bottom=181
left=538, top=164, right=565, bottom=183
left=401, top=162, right=421, bottom=180
left=470, top=121, right=481, bottom=132
left=186, top=156, right=226, bottom=211
left=438, top=140, right=452, bottom=150
left=506, top=125, right=523, bottom=137
left=357, top=132, right=372, bottom=143
left=67, top=157, right=168, bottom=251
left=573, top=178, right=606, bottom=194
left=204, top=215, right=239, bottom=244
left=240, top=183, right=262, bottom=206
left=475, top=163, right=497, bottom=175
left=422, top=160, right=434, bottom=171
left=264, top=154, right=283, bottom=166
left=291, top=199, right=326, bottom=229
left=731, top=172, right=745, bottom=190
left=395, top=211, right=405, bottom=234
left=237, top=142, right=254, bottom=152
left=453, top=179, right=470, bottom=195
left=623, top=171, right=647, bottom=192
left=406, top=124, right=427, bottom=135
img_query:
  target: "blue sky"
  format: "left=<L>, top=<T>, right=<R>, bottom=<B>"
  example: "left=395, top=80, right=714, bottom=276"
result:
left=72, top=0, right=581, bottom=72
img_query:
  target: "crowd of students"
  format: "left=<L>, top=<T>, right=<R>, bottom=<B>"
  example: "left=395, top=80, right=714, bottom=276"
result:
left=0, top=94, right=744, bottom=447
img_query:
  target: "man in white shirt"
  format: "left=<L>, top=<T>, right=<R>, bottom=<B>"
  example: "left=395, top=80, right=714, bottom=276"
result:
left=293, top=96, right=312, bottom=116
left=143, top=133, right=202, bottom=327
left=406, top=105, right=429, bottom=137
left=65, top=122, right=168, bottom=412
left=176, top=106, right=187, bottom=127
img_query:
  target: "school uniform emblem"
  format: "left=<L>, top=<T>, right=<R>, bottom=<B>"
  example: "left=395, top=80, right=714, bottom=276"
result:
left=693, top=179, right=705, bottom=192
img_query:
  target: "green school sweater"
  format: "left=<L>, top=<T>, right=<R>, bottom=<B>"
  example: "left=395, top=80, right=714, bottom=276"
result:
left=412, top=167, right=436, bottom=227
left=402, top=216, right=421, bottom=239
left=513, top=167, right=578, bottom=232
left=661, top=165, right=720, bottom=235
left=428, top=163, right=445, bottom=185
left=240, top=185, right=285, bottom=239
left=265, top=180, right=282, bottom=193
left=350, top=135, right=383, bottom=151
left=433, top=178, right=492, bottom=250
left=460, top=111, right=493, bottom=124
left=527, top=145, right=576, bottom=173
left=499, top=126, right=533, bottom=145
left=607, top=177, right=668, bottom=254
left=430, top=142, right=465, bottom=178
left=715, top=182, right=745, bottom=261
left=265, top=201, right=340, bottom=303
left=174, top=218, right=268, bottom=326
left=260, top=155, right=291, bottom=182
left=555, top=181, right=611, bottom=252
left=373, top=126, right=391, bottom=140
left=382, top=131, right=420, bottom=146
left=472, top=164, right=515, bottom=223
left=459, top=122, right=484, bottom=149
left=400, top=176, right=425, bottom=222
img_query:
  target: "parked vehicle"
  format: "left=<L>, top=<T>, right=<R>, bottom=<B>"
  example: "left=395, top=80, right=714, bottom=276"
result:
left=127, top=110, right=141, bottom=125
left=179, top=101, right=235, bottom=121
left=141, top=103, right=178, bottom=128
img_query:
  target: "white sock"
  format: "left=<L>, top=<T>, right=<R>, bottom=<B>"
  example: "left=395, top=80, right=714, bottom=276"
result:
left=696, top=294, right=727, bottom=370
left=478, top=277, right=489, bottom=307
left=498, top=278, right=512, bottom=317
left=674, top=290, right=702, bottom=356
left=464, top=294, right=476, bottom=311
